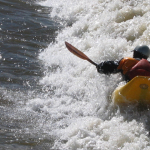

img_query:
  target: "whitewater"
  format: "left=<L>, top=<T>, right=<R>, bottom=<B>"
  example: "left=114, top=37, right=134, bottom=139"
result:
left=36, top=0, right=150, bottom=149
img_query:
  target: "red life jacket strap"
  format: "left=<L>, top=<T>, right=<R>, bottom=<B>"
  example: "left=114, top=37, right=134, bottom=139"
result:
left=127, top=59, right=150, bottom=79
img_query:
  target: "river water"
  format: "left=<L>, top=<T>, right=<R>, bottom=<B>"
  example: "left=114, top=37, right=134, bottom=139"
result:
left=1, top=0, right=150, bottom=149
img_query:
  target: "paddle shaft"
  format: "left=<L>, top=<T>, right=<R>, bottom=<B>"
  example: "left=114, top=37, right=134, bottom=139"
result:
left=65, top=42, right=97, bottom=67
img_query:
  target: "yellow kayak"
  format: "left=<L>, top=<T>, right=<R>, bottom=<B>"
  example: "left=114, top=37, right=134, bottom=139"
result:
left=112, top=76, right=150, bottom=106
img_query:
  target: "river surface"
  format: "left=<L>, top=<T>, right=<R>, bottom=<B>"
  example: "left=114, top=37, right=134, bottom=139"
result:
left=1, top=0, right=150, bottom=149
left=0, top=0, right=60, bottom=149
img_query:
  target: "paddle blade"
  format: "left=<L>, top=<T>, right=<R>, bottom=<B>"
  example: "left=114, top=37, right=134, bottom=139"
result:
left=65, top=42, right=97, bottom=66
left=65, top=42, right=89, bottom=60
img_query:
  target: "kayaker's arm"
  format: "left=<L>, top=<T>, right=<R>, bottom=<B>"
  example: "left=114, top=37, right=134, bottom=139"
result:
left=96, top=61, right=120, bottom=74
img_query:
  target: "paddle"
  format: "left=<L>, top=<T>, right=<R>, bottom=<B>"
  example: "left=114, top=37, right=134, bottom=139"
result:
left=65, top=41, right=98, bottom=67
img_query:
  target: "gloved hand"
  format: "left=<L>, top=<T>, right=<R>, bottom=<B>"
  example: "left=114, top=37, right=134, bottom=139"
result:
left=97, top=61, right=116, bottom=74
left=96, top=63, right=104, bottom=73
left=97, top=61, right=119, bottom=74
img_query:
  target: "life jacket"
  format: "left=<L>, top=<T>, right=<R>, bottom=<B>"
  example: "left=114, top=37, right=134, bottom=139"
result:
left=127, top=59, right=150, bottom=79
left=117, top=57, right=139, bottom=75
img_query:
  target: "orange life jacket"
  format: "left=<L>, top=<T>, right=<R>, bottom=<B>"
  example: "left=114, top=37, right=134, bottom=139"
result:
left=117, top=57, right=139, bottom=75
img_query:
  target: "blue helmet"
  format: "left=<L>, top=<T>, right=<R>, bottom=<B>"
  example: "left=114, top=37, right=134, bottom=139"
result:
left=133, top=45, right=150, bottom=58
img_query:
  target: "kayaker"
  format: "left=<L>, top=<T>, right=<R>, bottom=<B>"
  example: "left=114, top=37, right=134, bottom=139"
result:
left=96, top=45, right=150, bottom=81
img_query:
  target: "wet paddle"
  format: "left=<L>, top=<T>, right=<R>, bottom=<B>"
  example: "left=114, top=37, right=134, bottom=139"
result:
left=65, top=41, right=97, bottom=67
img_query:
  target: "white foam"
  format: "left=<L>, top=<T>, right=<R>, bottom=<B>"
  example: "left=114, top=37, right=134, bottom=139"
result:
left=36, top=0, right=150, bottom=149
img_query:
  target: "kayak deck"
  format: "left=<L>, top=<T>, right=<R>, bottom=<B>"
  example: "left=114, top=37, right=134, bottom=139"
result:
left=112, top=76, right=150, bottom=105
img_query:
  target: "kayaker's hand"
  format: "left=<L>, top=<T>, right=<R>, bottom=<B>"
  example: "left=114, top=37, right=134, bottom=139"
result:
left=97, top=61, right=119, bottom=74
left=97, top=61, right=114, bottom=74
left=96, top=63, right=104, bottom=73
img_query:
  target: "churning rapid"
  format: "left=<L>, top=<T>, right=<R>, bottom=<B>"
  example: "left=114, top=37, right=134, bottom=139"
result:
left=37, top=0, right=150, bottom=149
left=2, top=0, right=150, bottom=149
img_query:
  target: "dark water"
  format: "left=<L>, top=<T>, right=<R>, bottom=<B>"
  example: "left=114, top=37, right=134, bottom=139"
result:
left=0, top=0, right=59, bottom=90
left=0, top=0, right=59, bottom=149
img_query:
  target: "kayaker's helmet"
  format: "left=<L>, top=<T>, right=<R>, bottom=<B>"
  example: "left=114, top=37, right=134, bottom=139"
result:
left=133, top=45, right=150, bottom=59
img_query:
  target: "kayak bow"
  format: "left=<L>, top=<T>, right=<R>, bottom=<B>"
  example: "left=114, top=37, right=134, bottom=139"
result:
left=112, top=76, right=150, bottom=106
